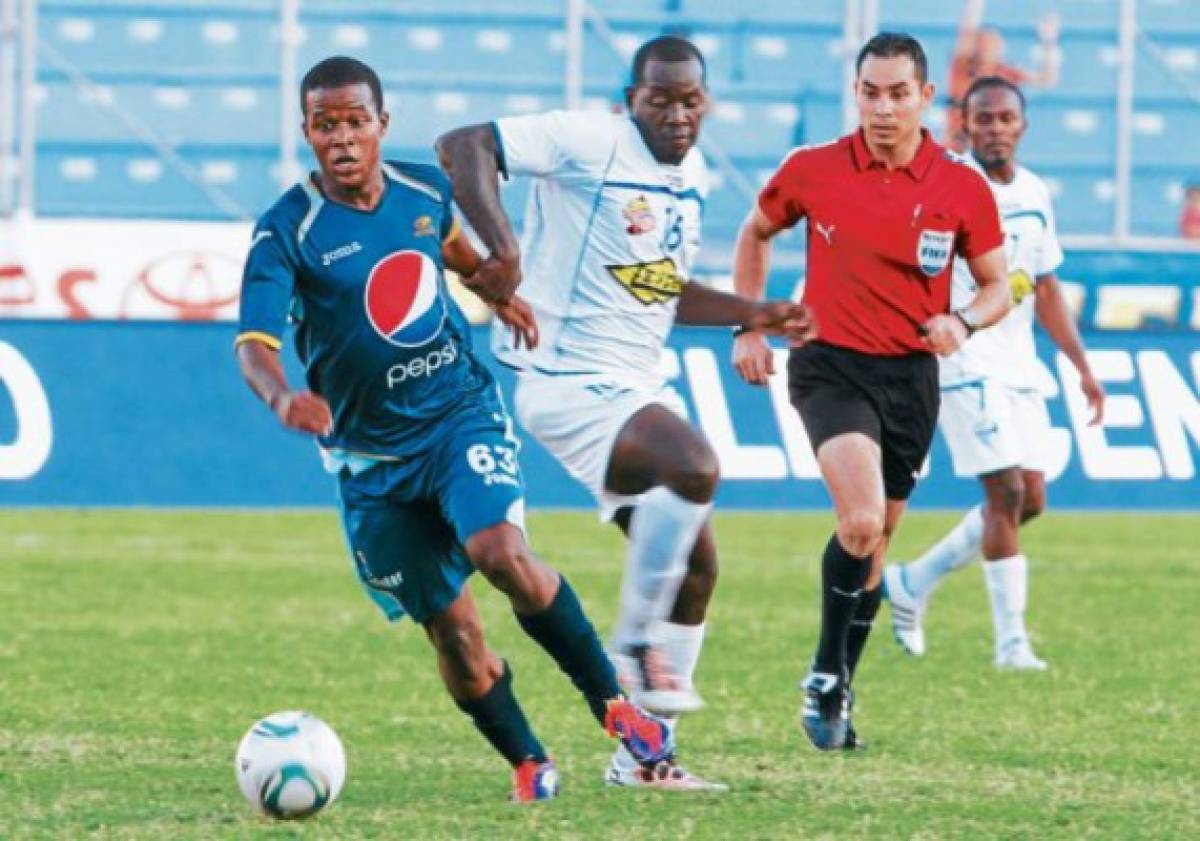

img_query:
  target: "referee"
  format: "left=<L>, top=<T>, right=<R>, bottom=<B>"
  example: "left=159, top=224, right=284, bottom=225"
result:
left=731, top=32, right=1011, bottom=751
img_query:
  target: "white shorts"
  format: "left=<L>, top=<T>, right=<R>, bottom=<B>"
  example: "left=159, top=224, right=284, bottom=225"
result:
left=939, top=378, right=1052, bottom=478
left=513, top=372, right=688, bottom=521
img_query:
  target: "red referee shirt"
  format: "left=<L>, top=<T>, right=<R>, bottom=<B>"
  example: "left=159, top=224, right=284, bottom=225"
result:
left=758, top=128, right=1004, bottom=355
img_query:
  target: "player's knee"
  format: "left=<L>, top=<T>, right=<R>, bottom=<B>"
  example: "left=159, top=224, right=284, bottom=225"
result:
left=663, top=444, right=720, bottom=503
left=837, top=509, right=884, bottom=557
left=1021, top=489, right=1045, bottom=523
left=986, top=472, right=1025, bottom=522
left=466, top=530, right=534, bottom=596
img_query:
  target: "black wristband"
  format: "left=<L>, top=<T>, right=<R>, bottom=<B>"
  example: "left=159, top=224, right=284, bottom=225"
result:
left=732, top=325, right=752, bottom=338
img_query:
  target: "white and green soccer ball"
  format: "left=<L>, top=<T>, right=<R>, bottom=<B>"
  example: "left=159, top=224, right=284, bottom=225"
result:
left=235, top=711, right=346, bottom=819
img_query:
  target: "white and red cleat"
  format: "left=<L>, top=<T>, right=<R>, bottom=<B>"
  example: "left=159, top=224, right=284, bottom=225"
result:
left=605, top=758, right=728, bottom=792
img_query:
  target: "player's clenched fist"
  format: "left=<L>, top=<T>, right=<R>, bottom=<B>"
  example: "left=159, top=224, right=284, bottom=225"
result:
left=745, top=301, right=817, bottom=344
left=463, top=254, right=522, bottom=306
left=920, top=313, right=969, bottom=357
left=733, top=332, right=775, bottom=387
left=270, top=390, right=333, bottom=436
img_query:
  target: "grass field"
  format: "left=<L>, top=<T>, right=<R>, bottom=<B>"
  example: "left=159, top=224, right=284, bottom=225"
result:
left=2, top=509, right=1198, bottom=840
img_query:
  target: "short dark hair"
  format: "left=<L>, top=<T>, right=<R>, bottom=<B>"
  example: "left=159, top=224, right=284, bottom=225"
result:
left=630, top=35, right=707, bottom=86
left=855, top=32, right=928, bottom=84
left=300, top=56, right=383, bottom=115
left=962, top=75, right=1027, bottom=115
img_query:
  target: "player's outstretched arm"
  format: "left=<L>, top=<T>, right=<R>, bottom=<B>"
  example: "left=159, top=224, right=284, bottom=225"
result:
left=730, top=206, right=785, bottom=385
left=677, top=281, right=815, bottom=340
left=1035, top=273, right=1104, bottom=424
left=435, top=124, right=521, bottom=305
left=236, top=340, right=331, bottom=436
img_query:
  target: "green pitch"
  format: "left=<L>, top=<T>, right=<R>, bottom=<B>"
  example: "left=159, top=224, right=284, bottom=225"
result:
left=2, top=510, right=1198, bottom=840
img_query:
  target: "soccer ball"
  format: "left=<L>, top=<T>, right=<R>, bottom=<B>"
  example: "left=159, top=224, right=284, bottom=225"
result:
left=235, top=711, right=346, bottom=819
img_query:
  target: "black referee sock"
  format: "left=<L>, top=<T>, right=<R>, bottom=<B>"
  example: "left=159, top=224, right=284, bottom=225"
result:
left=845, top=585, right=882, bottom=684
left=813, top=534, right=872, bottom=678
left=515, top=576, right=621, bottom=726
left=454, top=662, right=548, bottom=767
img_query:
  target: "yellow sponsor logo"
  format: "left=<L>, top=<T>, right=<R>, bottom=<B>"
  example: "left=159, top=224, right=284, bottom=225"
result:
left=606, top=258, right=684, bottom=305
left=1008, top=268, right=1034, bottom=304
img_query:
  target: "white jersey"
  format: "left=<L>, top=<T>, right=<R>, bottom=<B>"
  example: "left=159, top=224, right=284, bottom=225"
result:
left=491, top=110, right=708, bottom=385
left=942, top=162, right=1063, bottom=389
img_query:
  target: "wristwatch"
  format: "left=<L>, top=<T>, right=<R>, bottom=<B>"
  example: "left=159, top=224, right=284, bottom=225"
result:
left=953, top=307, right=980, bottom=336
left=732, top=325, right=752, bottom=338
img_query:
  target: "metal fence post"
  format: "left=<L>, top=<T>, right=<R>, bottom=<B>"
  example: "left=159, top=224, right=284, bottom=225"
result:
left=278, top=0, right=301, bottom=190
left=1114, top=0, right=1137, bottom=241
left=565, top=0, right=583, bottom=110
left=16, top=0, right=34, bottom=217
left=1, top=0, right=17, bottom=215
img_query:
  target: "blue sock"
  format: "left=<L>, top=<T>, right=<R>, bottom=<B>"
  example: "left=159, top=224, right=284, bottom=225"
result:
left=516, top=576, right=621, bottom=726
left=454, top=663, right=547, bottom=767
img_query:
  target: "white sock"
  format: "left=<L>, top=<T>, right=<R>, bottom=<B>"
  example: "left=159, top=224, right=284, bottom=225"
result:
left=982, top=554, right=1029, bottom=651
left=611, top=487, right=711, bottom=650
left=902, top=505, right=984, bottom=602
left=653, top=621, right=707, bottom=689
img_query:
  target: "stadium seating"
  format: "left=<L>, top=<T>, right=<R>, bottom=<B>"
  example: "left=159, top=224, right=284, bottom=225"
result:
left=25, top=0, right=1200, bottom=242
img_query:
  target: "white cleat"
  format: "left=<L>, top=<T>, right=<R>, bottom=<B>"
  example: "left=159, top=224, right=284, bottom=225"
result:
left=883, top=564, right=927, bottom=657
left=605, top=758, right=728, bottom=792
left=612, top=645, right=704, bottom=716
left=994, top=638, right=1048, bottom=671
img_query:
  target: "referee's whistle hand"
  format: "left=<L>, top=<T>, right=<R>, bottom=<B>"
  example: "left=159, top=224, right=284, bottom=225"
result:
left=920, top=314, right=969, bottom=357
left=733, top=332, right=775, bottom=386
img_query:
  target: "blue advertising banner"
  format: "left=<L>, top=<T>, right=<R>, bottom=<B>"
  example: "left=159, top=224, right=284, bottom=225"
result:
left=0, top=321, right=1197, bottom=508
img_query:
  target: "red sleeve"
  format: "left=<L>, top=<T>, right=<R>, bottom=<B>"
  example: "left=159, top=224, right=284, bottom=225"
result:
left=757, top=149, right=808, bottom=230
left=956, top=169, right=1004, bottom=258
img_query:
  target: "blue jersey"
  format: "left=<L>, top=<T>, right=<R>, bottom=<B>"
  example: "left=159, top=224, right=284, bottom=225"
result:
left=237, top=161, right=497, bottom=458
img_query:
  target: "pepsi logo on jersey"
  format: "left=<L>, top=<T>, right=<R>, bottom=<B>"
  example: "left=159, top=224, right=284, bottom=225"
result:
left=363, top=250, right=447, bottom=347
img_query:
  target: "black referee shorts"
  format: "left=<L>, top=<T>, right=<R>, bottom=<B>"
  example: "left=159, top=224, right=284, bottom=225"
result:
left=787, top=341, right=939, bottom=501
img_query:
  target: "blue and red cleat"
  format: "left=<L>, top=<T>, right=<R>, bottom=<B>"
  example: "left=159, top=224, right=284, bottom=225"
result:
left=603, top=698, right=675, bottom=765
left=509, top=758, right=559, bottom=803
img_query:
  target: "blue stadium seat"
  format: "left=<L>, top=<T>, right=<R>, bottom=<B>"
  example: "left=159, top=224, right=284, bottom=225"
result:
left=735, top=26, right=843, bottom=92
left=673, top=0, right=842, bottom=25
left=298, top=16, right=565, bottom=86
left=1131, top=103, right=1200, bottom=167
left=1022, top=98, right=1117, bottom=167
left=1131, top=169, right=1190, bottom=237
left=40, top=4, right=277, bottom=78
left=1038, top=166, right=1116, bottom=234
left=38, top=78, right=280, bottom=147
left=703, top=98, right=804, bottom=159
left=36, top=144, right=278, bottom=219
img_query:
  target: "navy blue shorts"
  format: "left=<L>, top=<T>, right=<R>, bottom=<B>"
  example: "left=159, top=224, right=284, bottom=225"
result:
left=337, top=404, right=526, bottom=625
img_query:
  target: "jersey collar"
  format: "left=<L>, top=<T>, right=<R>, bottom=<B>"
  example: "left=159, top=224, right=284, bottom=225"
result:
left=850, top=127, right=937, bottom=181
